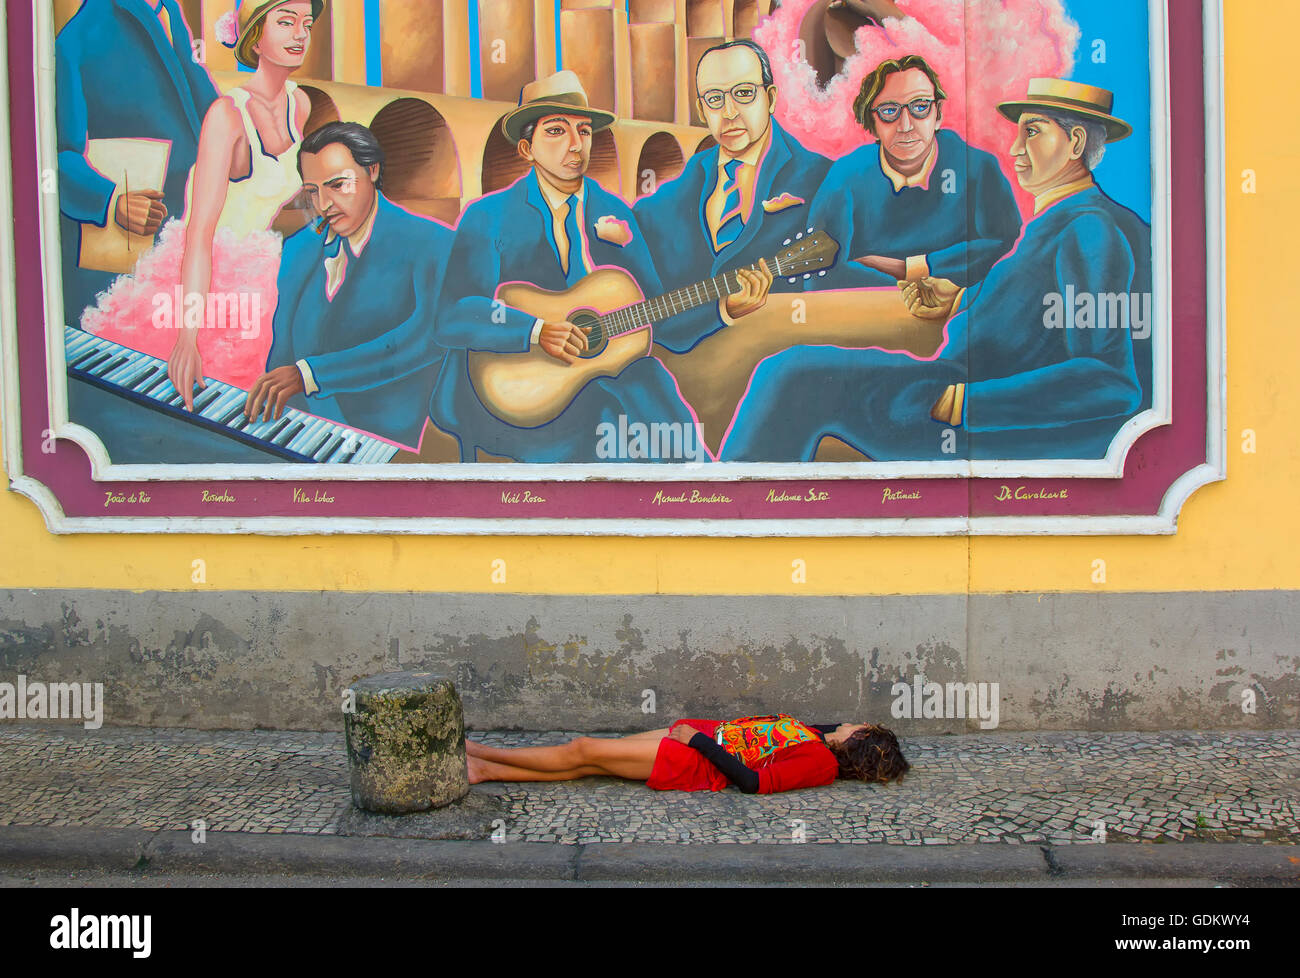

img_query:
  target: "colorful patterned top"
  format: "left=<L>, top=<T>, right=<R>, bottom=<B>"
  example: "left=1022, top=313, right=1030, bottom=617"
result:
left=713, top=714, right=824, bottom=767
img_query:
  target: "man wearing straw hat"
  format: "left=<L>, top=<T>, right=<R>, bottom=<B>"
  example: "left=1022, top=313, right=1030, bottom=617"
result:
left=720, top=77, right=1153, bottom=462
left=430, top=71, right=768, bottom=463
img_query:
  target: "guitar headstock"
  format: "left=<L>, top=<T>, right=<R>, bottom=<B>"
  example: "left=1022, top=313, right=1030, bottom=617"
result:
left=772, top=229, right=841, bottom=284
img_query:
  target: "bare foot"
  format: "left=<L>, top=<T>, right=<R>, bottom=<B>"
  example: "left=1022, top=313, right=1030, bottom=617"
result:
left=466, top=754, right=490, bottom=784
left=465, top=738, right=488, bottom=758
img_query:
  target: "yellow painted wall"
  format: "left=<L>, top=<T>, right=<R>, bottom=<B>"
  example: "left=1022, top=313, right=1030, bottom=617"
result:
left=4, top=1, right=1292, bottom=597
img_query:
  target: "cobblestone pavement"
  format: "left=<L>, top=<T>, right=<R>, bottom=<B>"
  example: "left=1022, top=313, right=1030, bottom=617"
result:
left=0, top=725, right=1296, bottom=846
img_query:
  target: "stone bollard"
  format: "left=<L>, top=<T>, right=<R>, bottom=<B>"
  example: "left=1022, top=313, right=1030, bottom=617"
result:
left=344, top=671, right=470, bottom=814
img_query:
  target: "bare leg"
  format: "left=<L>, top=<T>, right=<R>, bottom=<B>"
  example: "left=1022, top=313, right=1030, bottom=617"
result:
left=466, top=731, right=669, bottom=771
left=468, top=756, right=605, bottom=784
left=467, top=736, right=660, bottom=783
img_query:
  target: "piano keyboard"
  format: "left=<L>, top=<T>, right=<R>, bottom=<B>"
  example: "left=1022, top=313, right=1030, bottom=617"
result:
left=64, top=326, right=400, bottom=464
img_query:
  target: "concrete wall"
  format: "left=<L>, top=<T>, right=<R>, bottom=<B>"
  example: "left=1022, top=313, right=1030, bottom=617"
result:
left=1, top=590, right=1295, bottom=732
left=6, top=3, right=1297, bottom=736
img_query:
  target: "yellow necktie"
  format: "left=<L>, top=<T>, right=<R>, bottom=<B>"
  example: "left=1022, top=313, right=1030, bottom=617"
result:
left=156, top=3, right=174, bottom=46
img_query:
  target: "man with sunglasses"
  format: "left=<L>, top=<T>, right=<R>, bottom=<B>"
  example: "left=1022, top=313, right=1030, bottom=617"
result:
left=808, top=55, right=1021, bottom=291
left=634, top=40, right=830, bottom=354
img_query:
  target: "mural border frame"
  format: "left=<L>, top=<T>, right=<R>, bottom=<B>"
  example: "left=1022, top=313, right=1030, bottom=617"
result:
left=0, top=0, right=1226, bottom=536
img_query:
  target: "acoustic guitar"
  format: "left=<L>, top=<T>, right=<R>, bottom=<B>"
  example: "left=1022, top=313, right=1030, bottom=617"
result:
left=468, top=229, right=841, bottom=427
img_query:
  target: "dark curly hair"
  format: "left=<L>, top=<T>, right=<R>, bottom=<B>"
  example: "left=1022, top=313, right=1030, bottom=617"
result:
left=826, top=723, right=910, bottom=783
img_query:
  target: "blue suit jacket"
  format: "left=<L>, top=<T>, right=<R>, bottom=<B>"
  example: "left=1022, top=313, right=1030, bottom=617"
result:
left=633, top=121, right=831, bottom=352
left=807, top=129, right=1022, bottom=290
left=429, top=170, right=694, bottom=462
left=720, top=183, right=1152, bottom=462
left=56, top=0, right=219, bottom=324
left=267, top=195, right=454, bottom=449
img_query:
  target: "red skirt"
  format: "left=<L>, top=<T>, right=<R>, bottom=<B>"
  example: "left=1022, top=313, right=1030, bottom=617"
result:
left=645, top=719, right=729, bottom=792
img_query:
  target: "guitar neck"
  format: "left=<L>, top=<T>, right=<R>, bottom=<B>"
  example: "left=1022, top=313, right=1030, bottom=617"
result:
left=600, top=255, right=787, bottom=338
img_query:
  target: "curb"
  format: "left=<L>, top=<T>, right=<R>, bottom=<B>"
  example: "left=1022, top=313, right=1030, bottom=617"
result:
left=1, top=826, right=1296, bottom=883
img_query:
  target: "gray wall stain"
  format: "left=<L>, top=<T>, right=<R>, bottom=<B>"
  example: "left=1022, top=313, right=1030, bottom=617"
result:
left=0, top=590, right=1295, bottom=732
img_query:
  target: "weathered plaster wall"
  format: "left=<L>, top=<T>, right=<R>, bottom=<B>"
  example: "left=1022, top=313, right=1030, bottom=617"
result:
left=1, top=3, right=1296, bottom=734
left=1, top=591, right=1294, bottom=731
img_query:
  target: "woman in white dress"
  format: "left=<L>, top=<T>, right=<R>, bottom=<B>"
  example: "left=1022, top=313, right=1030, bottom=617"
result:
left=80, top=1, right=323, bottom=407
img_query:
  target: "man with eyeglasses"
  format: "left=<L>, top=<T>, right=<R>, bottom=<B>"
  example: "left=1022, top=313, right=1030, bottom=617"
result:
left=721, top=78, right=1150, bottom=464
left=634, top=39, right=830, bottom=354
left=808, top=55, right=1021, bottom=291
left=425, top=72, right=717, bottom=463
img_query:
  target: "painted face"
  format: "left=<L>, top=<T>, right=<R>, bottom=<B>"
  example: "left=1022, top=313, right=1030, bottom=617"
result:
left=254, top=2, right=314, bottom=69
left=871, top=67, right=940, bottom=169
left=520, top=113, right=593, bottom=190
left=1009, top=112, right=1086, bottom=195
left=696, top=47, right=776, bottom=157
left=300, top=141, right=379, bottom=239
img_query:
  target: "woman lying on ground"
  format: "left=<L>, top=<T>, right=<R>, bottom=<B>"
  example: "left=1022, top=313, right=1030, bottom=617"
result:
left=466, top=714, right=910, bottom=794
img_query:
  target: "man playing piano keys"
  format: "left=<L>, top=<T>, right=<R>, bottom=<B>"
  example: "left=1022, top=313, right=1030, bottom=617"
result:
left=244, top=122, right=454, bottom=452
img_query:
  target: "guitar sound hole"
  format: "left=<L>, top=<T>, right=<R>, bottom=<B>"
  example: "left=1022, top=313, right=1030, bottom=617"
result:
left=571, top=312, right=605, bottom=358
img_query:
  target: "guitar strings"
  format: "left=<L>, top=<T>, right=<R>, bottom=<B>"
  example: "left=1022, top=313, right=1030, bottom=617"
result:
left=596, top=241, right=825, bottom=339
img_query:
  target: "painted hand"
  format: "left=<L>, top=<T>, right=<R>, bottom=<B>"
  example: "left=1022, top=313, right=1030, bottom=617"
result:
left=930, top=384, right=965, bottom=426
left=114, top=190, right=167, bottom=237
left=245, top=365, right=306, bottom=423
left=900, top=276, right=961, bottom=321
left=167, top=334, right=206, bottom=412
left=724, top=258, right=774, bottom=320
left=539, top=321, right=591, bottom=365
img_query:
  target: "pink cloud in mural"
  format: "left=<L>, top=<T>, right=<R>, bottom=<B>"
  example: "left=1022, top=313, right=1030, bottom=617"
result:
left=755, top=0, right=1081, bottom=217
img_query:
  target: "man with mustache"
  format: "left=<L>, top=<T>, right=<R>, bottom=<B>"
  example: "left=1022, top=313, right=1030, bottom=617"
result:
left=245, top=122, right=454, bottom=451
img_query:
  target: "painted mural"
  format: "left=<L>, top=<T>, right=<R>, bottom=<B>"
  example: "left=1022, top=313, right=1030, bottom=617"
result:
left=5, top=0, right=1219, bottom=532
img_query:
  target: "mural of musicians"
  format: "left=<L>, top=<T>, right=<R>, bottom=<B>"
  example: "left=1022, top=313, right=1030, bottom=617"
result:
left=427, top=71, right=773, bottom=464
left=247, top=122, right=454, bottom=451
left=634, top=39, right=830, bottom=353
left=720, top=78, right=1152, bottom=463
left=807, top=54, right=1022, bottom=291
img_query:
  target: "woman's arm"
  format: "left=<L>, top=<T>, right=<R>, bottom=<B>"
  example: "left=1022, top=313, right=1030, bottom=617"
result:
left=686, top=732, right=761, bottom=793
left=168, top=97, right=242, bottom=410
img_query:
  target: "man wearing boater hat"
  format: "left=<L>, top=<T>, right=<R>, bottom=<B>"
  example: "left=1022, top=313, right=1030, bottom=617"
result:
left=429, top=71, right=772, bottom=463
left=720, top=78, right=1152, bottom=462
